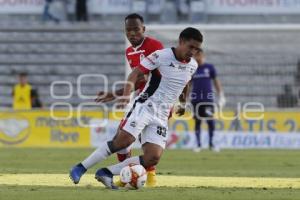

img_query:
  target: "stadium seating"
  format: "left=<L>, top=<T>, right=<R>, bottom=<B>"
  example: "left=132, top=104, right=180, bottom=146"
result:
left=0, top=21, right=299, bottom=109
left=0, top=22, right=125, bottom=108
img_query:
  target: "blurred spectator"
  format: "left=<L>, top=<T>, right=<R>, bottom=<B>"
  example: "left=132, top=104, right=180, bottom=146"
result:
left=12, top=73, right=32, bottom=111
left=43, top=0, right=60, bottom=23
left=190, top=49, right=226, bottom=152
left=31, top=89, right=44, bottom=109
left=76, top=0, right=89, bottom=22
left=277, top=84, right=298, bottom=108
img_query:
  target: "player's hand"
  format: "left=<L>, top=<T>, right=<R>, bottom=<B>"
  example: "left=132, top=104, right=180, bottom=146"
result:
left=116, top=96, right=130, bottom=109
left=218, top=93, right=226, bottom=108
left=95, top=91, right=115, bottom=103
left=175, top=104, right=186, bottom=116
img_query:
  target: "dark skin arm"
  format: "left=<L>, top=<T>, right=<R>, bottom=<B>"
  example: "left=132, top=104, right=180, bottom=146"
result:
left=117, top=67, right=146, bottom=108
left=95, top=72, right=147, bottom=103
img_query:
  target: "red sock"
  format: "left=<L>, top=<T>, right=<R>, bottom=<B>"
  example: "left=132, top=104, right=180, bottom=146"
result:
left=146, top=165, right=156, bottom=172
left=116, top=150, right=132, bottom=162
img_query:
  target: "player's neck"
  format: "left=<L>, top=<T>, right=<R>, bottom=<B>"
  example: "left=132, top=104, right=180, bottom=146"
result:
left=132, top=37, right=146, bottom=49
left=172, top=47, right=189, bottom=63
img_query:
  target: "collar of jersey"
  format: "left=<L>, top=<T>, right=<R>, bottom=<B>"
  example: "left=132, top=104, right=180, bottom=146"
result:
left=132, top=37, right=146, bottom=51
left=171, top=47, right=190, bottom=64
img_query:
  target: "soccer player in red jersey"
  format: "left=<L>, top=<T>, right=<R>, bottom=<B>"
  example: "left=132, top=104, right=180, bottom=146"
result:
left=70, top=13, right=163, bottom=187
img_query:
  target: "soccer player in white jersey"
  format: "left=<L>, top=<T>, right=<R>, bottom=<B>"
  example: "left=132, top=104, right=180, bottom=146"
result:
left=78, top=27, right=202, bottom=189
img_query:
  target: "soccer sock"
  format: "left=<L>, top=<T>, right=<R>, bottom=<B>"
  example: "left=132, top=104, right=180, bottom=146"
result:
left=195, top=119, right=202, bottom=147
left=117, top=151, right=132, bottom=162
left=116, top=148, right=132, bottom=162
left=107, top=156, right=141, bottom=175
left=207, top=120, right=215, bottom=147
left=81, top=142, right=112, bottom=169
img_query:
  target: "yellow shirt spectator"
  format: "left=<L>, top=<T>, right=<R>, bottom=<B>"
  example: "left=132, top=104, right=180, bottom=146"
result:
left=13, top=83, right=32, bottom=110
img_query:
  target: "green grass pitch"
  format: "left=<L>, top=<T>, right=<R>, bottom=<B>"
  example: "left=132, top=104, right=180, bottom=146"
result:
left=1, top=148, right=300, bottom=200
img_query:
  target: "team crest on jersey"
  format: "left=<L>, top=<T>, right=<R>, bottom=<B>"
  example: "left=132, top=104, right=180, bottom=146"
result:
left=152, top=53, right=159, bottom=59
left=169, top=62, right=175, bottom=68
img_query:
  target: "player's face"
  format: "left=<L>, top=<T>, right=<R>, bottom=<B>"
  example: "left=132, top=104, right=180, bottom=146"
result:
left=125, top=18, right=145, bottom=47
left=180, top=39, right=201, bottom=60
left=19, top=76, right=27, bottom=85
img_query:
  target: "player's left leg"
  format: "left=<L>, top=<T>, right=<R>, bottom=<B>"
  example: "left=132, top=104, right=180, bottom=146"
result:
left=140, top=122, right=167, bottom=187
left=205, top=104, right=219, bottom=152
left=142, top=143, right=160, bottom=187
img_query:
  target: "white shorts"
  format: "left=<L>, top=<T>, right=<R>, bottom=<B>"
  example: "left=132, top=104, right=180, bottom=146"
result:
left=121, top=100, right=169, bottom=149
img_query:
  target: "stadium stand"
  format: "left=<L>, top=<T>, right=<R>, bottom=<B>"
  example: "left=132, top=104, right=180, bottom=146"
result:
left=0, top=22, right=125, bottom=108
left=0, top=21, right=299, bottom=109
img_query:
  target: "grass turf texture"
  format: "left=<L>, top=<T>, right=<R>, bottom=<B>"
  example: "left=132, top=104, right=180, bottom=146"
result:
left=1, top=148, right=300, bottom=200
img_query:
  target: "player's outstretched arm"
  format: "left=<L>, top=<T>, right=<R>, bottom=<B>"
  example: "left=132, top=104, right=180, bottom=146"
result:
left=213, top=78, right=226, bottom=108
left=95, top=73, right=147, bottom=103
left=117, top=67, right=145, bottom=108
left=95, top=89, right=122, bottom=103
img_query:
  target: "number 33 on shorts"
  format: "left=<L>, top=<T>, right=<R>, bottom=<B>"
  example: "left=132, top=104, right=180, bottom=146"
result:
left=156, top=126, right=167, bottom=137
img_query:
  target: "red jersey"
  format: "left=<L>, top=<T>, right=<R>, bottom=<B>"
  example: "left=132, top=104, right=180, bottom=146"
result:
left=126, top=37, right=163, bottom=93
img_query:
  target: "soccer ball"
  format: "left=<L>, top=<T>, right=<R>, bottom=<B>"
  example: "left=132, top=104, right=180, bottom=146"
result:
left=120, top=164, right=147, bottom=189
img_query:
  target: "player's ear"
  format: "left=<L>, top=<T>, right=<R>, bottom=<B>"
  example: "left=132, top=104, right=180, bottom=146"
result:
left=142, top=25, right=146, bottom=33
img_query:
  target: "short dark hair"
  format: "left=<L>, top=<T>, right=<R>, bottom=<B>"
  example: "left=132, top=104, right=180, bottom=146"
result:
left=19, top=72, right=27, bottom=77
left=179, top=27, right=203, bottom=43
left=125, top=13, right=144, bottom=23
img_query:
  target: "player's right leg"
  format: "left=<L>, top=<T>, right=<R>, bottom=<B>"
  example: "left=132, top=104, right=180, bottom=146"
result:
left=69, top=128, right=135, bottom=184
left=95, top=101, right=151, bottom=189
left=115, top=120, right=133, bottom=163
left=193, top=118, right=202, bottom=152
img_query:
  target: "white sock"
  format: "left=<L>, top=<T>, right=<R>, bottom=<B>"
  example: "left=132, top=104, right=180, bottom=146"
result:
left=107, top=156, right=141, bottom=175
left=81, top=142, right=111, bottom=169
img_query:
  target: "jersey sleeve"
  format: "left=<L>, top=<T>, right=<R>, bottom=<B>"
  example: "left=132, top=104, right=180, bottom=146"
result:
left=210, top=64, right=217, bottom=79
left=138, top=51, right=160, bottom=74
